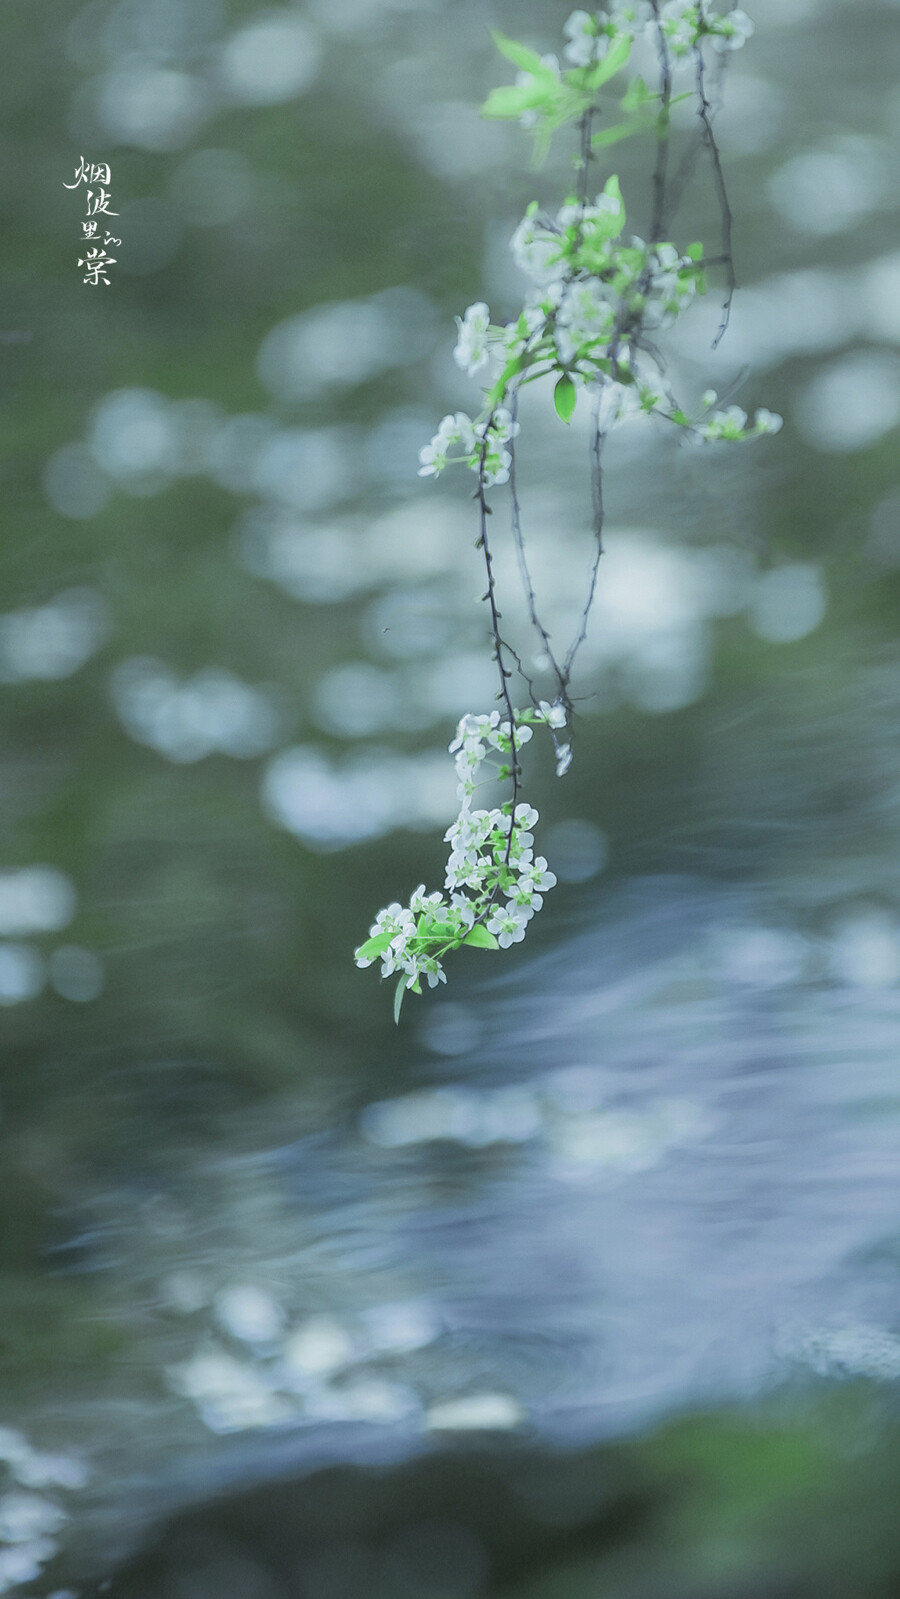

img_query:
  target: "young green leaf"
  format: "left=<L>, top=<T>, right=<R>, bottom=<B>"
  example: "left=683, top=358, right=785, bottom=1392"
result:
left=356, top=932, right=393, bottom=961
left=490, top=30, right=552, bottom=76
left=585, top=33, right=632, bottom=91
left=482, top=85, right=553, bottom=120
left=622, top=74, right=652, bottom=111
left=463, top=924, right=500, bottom=950
left=554, top=374, right=577, bottom=424
left=591, top=107, right=656, bottom=149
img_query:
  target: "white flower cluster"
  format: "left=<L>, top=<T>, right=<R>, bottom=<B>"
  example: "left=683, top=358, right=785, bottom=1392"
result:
left=355, top=704, right=564, bottom=994
left=362, top=2, right=777, bottom=1010
left=417, top=411, right=474, bottom=477
left=656, top=1, right=754, bottom=56
left=421, top=179, right=713, bottom=479
left=561, top=3, right=756, bottom=58
left=562, top=10, right=607, bottom=68
left=453, top=301, right=492, bottom=377
left=418, top=403, right=520, bottom=488
left=563, top=4, right=656, bottom=65
left=562, top=3, right=753, bottom=62
left=699, top=398, right=784, bottom=442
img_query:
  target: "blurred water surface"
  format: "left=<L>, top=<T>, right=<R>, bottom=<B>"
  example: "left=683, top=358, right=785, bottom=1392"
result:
left=2, top=0, right=900, bottom=1592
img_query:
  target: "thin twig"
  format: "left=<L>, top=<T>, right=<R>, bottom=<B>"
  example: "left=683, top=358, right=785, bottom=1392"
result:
left=694, top=36, right=735, bottom=347
left=577, top=107, right=594, bottom=209
left=474, top=430, right=520, bottom=878
left=507, top=391, right=570, bottom=706
left=563, top=393, right=607, bottom=681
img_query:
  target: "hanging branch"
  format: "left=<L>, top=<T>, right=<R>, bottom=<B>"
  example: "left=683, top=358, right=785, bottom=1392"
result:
left=355, top=1, right=780, bottom=1016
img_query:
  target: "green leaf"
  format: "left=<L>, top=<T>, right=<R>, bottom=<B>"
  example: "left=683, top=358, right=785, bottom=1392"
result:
left=393, top=976, right=406, bottom=1025
left=486, top=351, right=525, bottom=405
left=356, top=932, right=392, bottom=960
left=482, top=85, right=549, bottom=120
left=685, top=241, right=703, bottom=261
left=554, top=374, right=577, bottom=424
left=463, top=925, right=500, bottom=950
left=490, top=29, right=551, bottom=75
left=622, top=74, right=652, bottom=111
left=585, top=33, right=632, bottom=90
left=591, top=107, right=655, bottom=149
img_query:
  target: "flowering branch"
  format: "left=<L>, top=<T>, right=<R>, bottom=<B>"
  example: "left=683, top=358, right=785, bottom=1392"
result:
left=355, top=1, right=781, bottom=1018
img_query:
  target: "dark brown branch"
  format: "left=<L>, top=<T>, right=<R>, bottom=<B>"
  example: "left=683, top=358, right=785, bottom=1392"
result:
left=647, top=0, right=673, bottom=244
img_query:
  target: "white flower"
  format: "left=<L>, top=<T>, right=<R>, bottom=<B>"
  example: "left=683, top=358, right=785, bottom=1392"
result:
left=477, top=407, right=521, bottom=447
left=388, top=909, right=416, bottom=951
left=481, top=450, right=512, bottom=488
left=445, top=854, right=487, bottom=890
left=449, top=893, right=476, bottom=929
left=407, top=954, right=447, bottom=989
left=506, top=878, right=544, bottom=912
left=612, top=0, right=652, bottom=31
left=555, top=742, right=573, bottom=776
left=356, top=902, right=418, bottom=973
left=487, top=720, right=532, bottom=752
left=507, top=835, right=534, bottom=870
left=653, top=243, right=680, bottom=271
left=702, top=404, right=748, bottom=441
left=486, top=904, right=531, bottom=948
left=418, top=412, right=476, bottom=477
left=538, top=699, right=567, bottom=729
left=454, top=302, right=492, bottom=378
left=711, top=8, right=754, bottom=50
left=596, top=379, right=640, bottom=433
left=659, top=0, right=698, bottom=53
left=510, top=212, right=567, bottom=286
left=470, top=407, right=521, bottom=488
left=753, top=407, right=783, bottom=435
left=562, top=9, right=606, bottom=68
left=527, top=856, right=558, bottom=892
left=454, top=739, right=486, bottom=771
left=555, top=190, right=622, bottom=242
left=449, top=711, right=489, bottom=752
left=555, top=279, right=615, bottom=365
left=409, top=884, right=445, bottom=915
